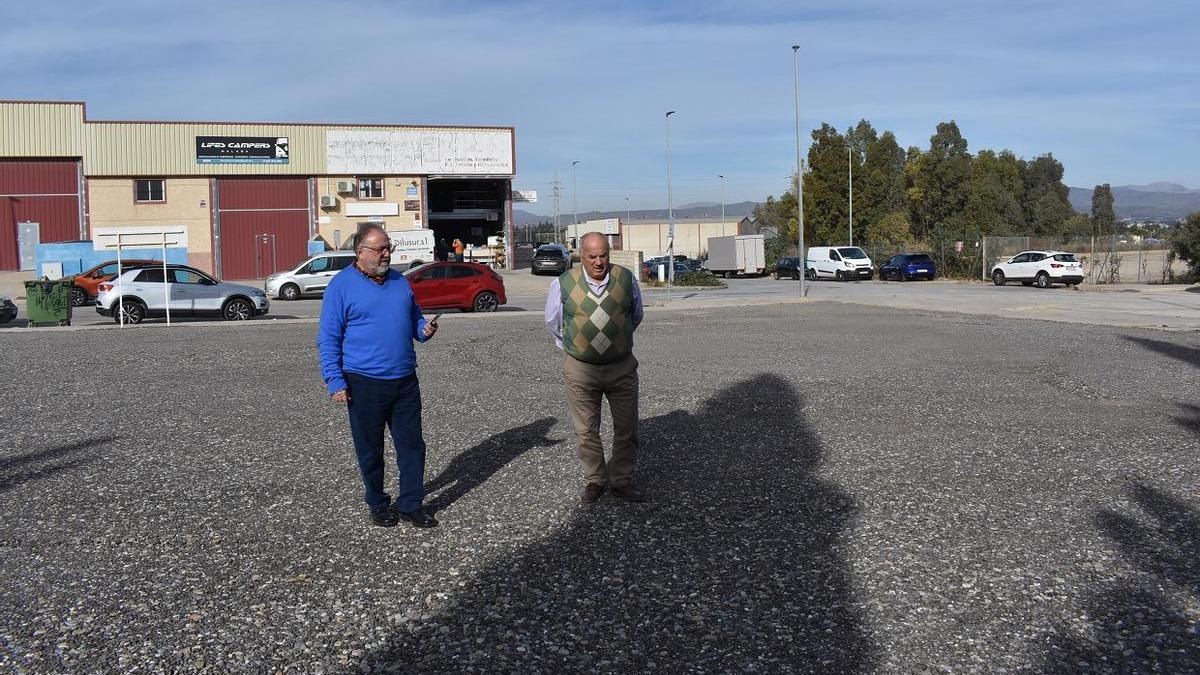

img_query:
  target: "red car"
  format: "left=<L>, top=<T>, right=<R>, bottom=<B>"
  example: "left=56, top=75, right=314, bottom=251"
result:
left=403, top=262, right=506, bottom=312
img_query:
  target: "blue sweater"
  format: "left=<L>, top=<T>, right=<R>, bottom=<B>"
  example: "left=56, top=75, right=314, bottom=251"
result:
left=317, top=266, right=430, bottom=395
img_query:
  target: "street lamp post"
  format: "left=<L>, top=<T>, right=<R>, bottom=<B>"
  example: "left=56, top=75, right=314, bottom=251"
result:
left=792, top=45, right=805, bottom=297
left=571, top=160, right=580, bottom=246
left=665, top=110, right=676, bottom=304
left=718, top=174, right=725, bottom=228
left=625, top=196, right=630, bottom=224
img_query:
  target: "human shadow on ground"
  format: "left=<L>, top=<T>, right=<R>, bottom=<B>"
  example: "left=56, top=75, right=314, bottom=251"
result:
left=0, top=435, right=121, bottom=493
left=1037, top=482, right=1200, bottom=673
left=1123, top=335, right=1200, bottom=369
left=423, top=417, right=561, bottom=514
left=367, top=374, right=876, bottom=672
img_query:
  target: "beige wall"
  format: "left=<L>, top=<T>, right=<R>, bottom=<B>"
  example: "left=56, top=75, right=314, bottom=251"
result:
left=87, top=177, right=214, bottom=272
left=313, top=175, right=425, bottom=247
left=623, top=221, right=741, bottom=259
left=610, top=250, right=642, bottom=275
left=0, top=101, right=85, bottom=156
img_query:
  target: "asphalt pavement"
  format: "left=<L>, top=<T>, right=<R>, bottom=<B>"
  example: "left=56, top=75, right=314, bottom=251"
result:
left=1, top=301, right=1198, bottom=673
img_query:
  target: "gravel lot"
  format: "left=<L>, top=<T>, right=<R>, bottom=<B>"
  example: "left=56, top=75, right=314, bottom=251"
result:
left=1, top=302, right=1197, bottom=673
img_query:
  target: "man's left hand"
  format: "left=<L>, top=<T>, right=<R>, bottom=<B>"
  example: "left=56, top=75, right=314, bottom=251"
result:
left=423, top=319, right=438, bottom=339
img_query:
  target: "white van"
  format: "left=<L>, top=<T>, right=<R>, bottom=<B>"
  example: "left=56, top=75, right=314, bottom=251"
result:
left=265, top=251, right=356, bottom=300
left=806, top=246, right=875, bottom=281
left=387, top=229, right=436, bottom=270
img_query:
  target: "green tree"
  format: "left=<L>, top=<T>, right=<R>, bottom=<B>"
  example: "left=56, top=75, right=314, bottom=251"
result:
left=1171, top=212, right=1200, bottom=276
left=866, top=211, right=912, bottom=251
left=964, top=149, right=1025, bottom=237
left=803, top=123, right=850, bottom=245
left=1090, top=183, right=1116, bottom=237
left=912, top=121, right=972, bottom=241
left=1023, top=154, right=1074, bottom=236
left=860, top=129, right=907, bottom=241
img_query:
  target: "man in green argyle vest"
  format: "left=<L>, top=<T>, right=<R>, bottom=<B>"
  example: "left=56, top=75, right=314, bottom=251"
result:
left=544, top=232, right=645, bottom=503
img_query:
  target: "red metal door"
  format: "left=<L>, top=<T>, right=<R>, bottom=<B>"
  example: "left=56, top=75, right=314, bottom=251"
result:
left=216, top=178, right=309, bottom=279
left=0, top=160, right=81, bottom=271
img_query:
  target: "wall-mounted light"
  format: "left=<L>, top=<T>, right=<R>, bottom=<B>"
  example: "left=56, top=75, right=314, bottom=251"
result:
left=200, top=199, right=207, bottom=207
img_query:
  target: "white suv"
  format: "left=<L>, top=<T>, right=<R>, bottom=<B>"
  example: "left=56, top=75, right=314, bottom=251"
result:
left=96, top=264, right=269, bottom=323
left=991, top=250, right=1084, bottom=288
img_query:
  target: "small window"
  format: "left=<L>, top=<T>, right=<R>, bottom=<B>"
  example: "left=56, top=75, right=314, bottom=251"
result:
left=172, top=269, right=208, bottom=285
left=1028, top=253, right=1045, bottom=262
left=98, top=263, right=120, bottom=276
left=135, top=179, right=165, bottom=203
left=309, top=257, right=333, bottom=273
left=829, top=250, right=842, bottom=261
left=357, top=177, right=384, bottom=199
left=136, top=268, right=166, bottom=283
left=332, top=256, right=354, bottom=270
left=1052, top=253, right=1078, bottom=263
left=1011, top=253, right=1029, bottom=263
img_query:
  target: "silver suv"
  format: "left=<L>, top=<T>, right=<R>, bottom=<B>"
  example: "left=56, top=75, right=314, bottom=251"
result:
left=95, top=264, right=269, bottom=324
left=265, top=251, right=356, bottom=300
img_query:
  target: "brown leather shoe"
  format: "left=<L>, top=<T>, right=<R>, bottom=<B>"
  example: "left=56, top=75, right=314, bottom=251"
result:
left=580, top=483, right=606, bottom=504
left=608, top=484, right=646, bottom=502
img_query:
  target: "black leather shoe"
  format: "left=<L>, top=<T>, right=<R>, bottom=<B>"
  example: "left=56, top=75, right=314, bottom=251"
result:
left=609, top=484, right=646, bottom=502
left=369, top=505, right=399, bottom=527
left=580, top=483, right=606, bottom=504
left=398, top=507, right=439, bottom=528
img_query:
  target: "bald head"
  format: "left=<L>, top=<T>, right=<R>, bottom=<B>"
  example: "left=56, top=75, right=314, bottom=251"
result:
left=580, top=233, right=611, bottom=281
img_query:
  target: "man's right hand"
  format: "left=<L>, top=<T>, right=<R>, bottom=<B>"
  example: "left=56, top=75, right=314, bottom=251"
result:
left=331, top=390, right=349, bottom=403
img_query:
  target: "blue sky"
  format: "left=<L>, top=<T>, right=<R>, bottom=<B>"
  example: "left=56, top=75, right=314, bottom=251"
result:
left=2, top=0, right=1196, bottom=214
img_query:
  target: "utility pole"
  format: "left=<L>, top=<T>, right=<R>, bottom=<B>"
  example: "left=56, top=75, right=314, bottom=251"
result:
left=792, top=44, right=805, bottom=298
left=848, top=145, right=854, bottom=246
left=572, top=160, right=580, bottom=247
left=552, top=172, right=561, bottom=245
left=665, top=110, right=676, bottom=305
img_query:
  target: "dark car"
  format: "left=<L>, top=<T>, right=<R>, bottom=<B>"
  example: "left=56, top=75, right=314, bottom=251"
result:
left=879, top=253, right=937, bottom=281
left=773, top=256, right=805, bottom=280
left=0, top=295, right=17, bottom=323
left=531, top=245, right=572, bottom=275
left=405, top=262, right=507, bottom=312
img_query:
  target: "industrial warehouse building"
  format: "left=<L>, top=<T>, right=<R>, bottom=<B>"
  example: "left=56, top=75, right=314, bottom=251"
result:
left=0, top=100, right=516, bottom=277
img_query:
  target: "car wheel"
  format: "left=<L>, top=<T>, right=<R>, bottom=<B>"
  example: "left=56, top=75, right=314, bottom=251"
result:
left=897, top=271, right=906, bottom=282
left=992, top=270, right=1006, bottom=286
left=807, top=268, right=817, bottom=281
left=835, top=270, right=844, bottom=282
left=70, top=285, right=88, bottom=307
left=115, top=300, right=145, bottom=324
left=1035, top=272, right=1051, bottom=289
left=223, top=297, right=253, bottom=321
left=774, top=270, right=781, bottom=280
left=280, top=283, right=301, bottom=301
left=473, top=291, right=499, bottom=313
left=792, top=270, right=800, bottom=280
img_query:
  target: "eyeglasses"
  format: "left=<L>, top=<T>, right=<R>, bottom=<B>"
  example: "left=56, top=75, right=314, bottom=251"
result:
left=358, top=242, right=396, bottom=254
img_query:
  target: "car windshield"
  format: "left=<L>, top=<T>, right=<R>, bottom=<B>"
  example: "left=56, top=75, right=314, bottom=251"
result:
left=535, top=247, right=562, bottom=257
left=837, top=247, right=868, bottom=259
left=1052, top=253, right=1078, bottom=262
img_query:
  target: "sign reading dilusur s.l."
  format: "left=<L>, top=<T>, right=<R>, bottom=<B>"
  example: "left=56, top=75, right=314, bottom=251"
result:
left=196, top=137, right=289, bottom=164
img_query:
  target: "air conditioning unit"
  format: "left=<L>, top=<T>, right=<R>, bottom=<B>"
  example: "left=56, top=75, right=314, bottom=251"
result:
left=320, top=195, right=338, bottom=208
left=335, top=180, right=354, bottom=194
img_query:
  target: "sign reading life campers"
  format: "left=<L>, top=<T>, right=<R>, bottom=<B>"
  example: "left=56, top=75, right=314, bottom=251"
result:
left=196, top=137, right=289, bottom=164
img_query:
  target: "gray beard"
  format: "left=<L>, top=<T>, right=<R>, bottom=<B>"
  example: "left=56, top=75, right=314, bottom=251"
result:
left=360, top=261, right=389, bottom=277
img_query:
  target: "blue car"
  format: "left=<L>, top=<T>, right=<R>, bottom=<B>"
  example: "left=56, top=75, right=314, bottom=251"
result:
left=879, top=253, right=937, bottom=281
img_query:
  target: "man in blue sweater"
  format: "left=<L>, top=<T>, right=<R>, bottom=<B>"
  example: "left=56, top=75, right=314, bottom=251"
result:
left=318, top=225, right=439, bottom=528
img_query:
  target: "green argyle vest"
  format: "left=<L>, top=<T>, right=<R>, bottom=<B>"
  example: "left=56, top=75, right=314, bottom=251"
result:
left=560, top=265, right=635, bottom=365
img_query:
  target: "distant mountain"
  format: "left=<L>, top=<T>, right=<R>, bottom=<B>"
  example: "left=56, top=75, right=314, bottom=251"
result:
left=1068, top=184, right=1200, bottom=221
left=514, top=201, right=759, bottom=226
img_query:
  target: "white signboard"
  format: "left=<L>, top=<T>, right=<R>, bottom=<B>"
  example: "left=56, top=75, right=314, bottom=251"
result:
left=512, top=189, right=537, bottom=203
left=345, top=202, right=400, bottom=217
left=93, top=226, right=188, bottom=251
left=326, top=128, right=514, bottom=175
left=589, top=217, right=619, bottom=235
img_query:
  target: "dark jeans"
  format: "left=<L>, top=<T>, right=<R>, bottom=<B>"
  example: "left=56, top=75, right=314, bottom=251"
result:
left=345, top=372, right=427, bottom=512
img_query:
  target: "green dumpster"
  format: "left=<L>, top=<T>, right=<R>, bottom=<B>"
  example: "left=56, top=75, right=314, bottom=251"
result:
left=23, top=279, right=74, bottom=327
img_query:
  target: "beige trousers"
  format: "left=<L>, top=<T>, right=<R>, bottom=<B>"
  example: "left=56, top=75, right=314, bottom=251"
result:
left=562, top=353, right=639, bottom=487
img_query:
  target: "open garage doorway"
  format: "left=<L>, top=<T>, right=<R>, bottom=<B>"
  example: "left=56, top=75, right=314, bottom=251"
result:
left=426, top=177, right=511, bottom=267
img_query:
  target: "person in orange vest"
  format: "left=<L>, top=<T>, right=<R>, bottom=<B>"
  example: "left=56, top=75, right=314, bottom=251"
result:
left=452, top=238, right=465, bottom=262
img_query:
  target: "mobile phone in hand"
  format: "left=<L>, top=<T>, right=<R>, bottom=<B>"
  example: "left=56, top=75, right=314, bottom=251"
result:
left=430, top=313, right=442, bottom=324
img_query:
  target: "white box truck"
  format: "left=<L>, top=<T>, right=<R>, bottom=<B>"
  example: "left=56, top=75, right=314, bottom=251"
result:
left=705, top=234, right=766, bottom=278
